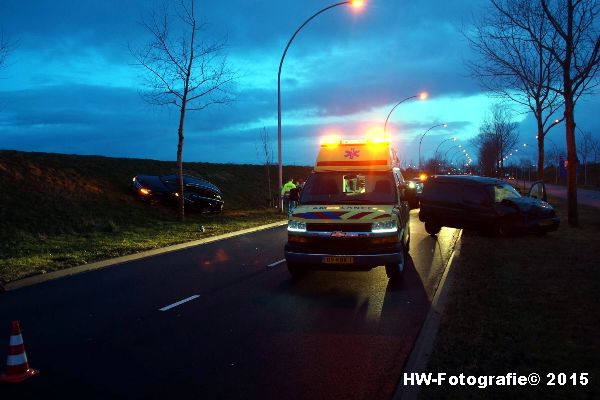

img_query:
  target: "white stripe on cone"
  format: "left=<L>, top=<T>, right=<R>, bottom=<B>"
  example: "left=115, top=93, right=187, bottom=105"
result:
left=9, top=334, right=24, bottom=346
left=7, top=353, right=28, bottom=366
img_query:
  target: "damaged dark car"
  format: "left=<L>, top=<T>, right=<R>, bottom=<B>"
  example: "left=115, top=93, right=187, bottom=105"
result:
left=130, top=174, right=224, bottom=214
left=418, top=175, right=559, bottom=236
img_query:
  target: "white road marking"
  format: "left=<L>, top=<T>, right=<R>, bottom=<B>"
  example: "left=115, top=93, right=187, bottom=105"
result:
left=267, top=259, right=286, bottom=267
left=159, top=295, right=200, bottom=312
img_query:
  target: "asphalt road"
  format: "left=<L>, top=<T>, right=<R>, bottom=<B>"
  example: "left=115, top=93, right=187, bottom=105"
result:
left=0, top=211, right=460, bottom=399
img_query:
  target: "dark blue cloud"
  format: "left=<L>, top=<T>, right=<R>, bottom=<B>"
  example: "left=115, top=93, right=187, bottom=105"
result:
left=1, top=0, right=598, bottom=166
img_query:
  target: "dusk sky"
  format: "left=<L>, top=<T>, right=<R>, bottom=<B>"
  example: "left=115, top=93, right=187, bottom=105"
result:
left=0, top=0, right=598, bottom=166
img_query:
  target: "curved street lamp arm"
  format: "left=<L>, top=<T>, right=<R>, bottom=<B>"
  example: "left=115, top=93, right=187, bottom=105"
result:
left=443, top=144, right=461, bottom=159
left=277, top=1, right=351, bottom=212
left=434, top=137, right=455, bottom=157
left=418, top=123, right=446, bottom=170
left=277, top=1, right=350, bottom=83
left=419, top=123, right=445, bottom=148
left=383, top=95, right=417, bottom=133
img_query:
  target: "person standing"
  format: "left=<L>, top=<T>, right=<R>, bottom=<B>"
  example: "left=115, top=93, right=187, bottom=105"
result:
left=288, top=184, right=300, bottom=216
left=281, top=178, right=297, bottom=217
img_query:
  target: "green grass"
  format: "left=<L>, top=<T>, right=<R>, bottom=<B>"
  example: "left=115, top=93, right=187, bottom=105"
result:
left=0, top=150, right=311, bottom=283
left=1, top=210, right=284, bottom=282
left=421, top=199, right=600, bottom=399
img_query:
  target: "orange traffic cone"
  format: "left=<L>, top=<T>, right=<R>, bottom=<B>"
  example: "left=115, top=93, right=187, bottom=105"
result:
left=0, top=321, right=39, bottom=383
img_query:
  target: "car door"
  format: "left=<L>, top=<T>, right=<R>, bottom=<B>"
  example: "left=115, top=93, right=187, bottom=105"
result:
left=429, top=181, right=464, bottom=227
left=527, top=181, right=547, bottom=202
left=462, top=184, right=495, bottom=229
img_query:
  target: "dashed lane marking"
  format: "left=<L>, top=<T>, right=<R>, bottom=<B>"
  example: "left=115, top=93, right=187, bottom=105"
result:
left=267, top=259, right=286, bottom=267
left=159, top=295, right=200, bottom=312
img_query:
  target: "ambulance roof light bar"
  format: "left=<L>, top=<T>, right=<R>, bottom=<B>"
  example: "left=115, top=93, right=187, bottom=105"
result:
left=319, top=131, right=391, bottom=147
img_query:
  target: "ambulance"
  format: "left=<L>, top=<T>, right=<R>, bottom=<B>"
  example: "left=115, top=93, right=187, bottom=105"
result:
left=284, top=134, right=414, bottom=280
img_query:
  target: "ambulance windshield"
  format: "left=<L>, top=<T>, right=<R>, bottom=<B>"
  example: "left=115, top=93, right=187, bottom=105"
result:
left=300, top=171, right=397, bottom=205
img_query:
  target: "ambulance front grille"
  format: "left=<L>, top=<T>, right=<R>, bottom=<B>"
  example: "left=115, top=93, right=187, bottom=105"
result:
left=306, top=223, right=372, bottom=232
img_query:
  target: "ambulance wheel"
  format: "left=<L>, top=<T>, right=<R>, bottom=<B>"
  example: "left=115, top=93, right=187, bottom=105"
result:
left=385, top=251, right=404, bottom=281
left=287, top=262, right=306, bottom=279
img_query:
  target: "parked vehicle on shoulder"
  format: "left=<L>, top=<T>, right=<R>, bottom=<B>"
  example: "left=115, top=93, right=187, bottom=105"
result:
left=130, top=174, right=224, bottom=213
left=419, top=176, right=559, bottom=236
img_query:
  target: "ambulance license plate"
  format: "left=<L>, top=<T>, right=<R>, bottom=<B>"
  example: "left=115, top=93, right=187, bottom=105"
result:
left=323, top=256, right=354, bottom=264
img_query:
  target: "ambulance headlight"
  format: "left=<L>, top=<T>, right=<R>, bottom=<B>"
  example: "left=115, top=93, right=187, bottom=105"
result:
left=371, top=220, right=397, bottom=233
left=288, top=220, right=307, bottom=233
left=408, top=181, right=416, bottom=189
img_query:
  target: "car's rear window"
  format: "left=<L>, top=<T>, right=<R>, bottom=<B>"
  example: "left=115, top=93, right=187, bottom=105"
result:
left=421, top=181, right=462, bottom=203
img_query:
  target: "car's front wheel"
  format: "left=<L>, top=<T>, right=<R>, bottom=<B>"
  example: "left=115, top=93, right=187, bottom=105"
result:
left=425, top=221, right=441, bottom=236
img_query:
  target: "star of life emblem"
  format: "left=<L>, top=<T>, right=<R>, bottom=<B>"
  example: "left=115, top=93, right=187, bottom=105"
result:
left=344, top=148, right=360, bottom=159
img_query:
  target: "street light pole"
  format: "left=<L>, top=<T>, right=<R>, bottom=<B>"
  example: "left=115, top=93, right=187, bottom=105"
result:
left=383, top=92, right=428, bottom=134
left=433, top=136, right=455, bottom=173
left=418, top=123, right=447, bottom=171
left=434, top=136, right=456, bottom=157
left=277, top=1, right=362, bottom=212
left=443, top=144, right=461, bottom=160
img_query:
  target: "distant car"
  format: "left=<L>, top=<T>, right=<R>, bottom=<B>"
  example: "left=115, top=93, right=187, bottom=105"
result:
left=406, top=177, right=425, bottom=209
left=130, top=174, right=224, bottom=213
left=419, top=176, right=559, bottom=236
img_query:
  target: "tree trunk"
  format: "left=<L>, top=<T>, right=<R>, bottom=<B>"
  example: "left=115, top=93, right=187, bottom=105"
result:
left=564, top=94, right=578, bottom=226
left=536, top=115, right=545, bottom=181
left=177, top=102, right=187, bottom=222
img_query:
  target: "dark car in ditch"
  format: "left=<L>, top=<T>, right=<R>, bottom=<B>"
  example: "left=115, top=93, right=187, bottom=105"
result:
left=419, top=175, right=559, bottom=236
left=130, top=174, right=224, bottom=213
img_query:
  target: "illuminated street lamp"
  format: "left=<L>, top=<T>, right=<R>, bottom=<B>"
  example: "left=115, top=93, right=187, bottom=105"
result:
left=443, top=144, right=461, bottom=159
left=432, top=136, right=456, bottom=174
left=277, top=0, right=364, bottom=212
left=419, top=123, right=447, bottom=171
left=434, top=136, right=456, bottom=157
left=383, top=92, right=428, bottom=134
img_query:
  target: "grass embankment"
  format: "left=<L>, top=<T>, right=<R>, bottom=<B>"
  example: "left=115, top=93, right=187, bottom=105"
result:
left=421, top=199, right=600, bottom=399
left=0, top=150, right=311, bottom=283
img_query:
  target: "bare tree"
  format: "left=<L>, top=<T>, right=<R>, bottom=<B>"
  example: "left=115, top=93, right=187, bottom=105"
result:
left=466, top=0, right=564, bottom=180
left=131, top=0, right=235, bottom=220
left=540, top=0, right=600, bottom=226
left=577, top=129, right=596, bottom=184
left=592, top=135, right=600, bottom=162
left=545, top=142, right=564, bottom=183
left=257, top=127, right=274, bottom=206
left=473, top=104, right=520, bottom=177
left=473, top=134, right=500, bottom=176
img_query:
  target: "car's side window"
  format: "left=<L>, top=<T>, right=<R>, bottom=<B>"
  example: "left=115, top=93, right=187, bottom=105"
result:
left=463, top=185, right=490, bottom=205
left=425, top=182, right=461, bottom=203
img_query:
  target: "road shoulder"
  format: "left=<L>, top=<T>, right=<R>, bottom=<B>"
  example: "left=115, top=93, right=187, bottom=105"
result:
left=393, top=231, right=462, bottom=400
left=4, top=220, right=287, bottom=291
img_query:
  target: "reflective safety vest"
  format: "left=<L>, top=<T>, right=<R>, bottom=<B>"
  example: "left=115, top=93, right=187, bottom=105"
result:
left=281, top=181, right=296, bottom=195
